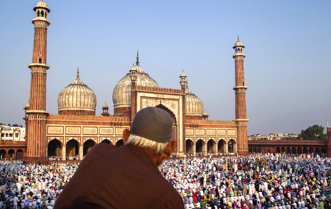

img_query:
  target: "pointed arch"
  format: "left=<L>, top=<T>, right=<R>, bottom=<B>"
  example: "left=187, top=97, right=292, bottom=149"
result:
left=0, top=150, right=6, bottom=159
left=48, top=139, right=62, bottom=157
left=218, top=139, right=225, bottom=153
left=84, top=139, right=96, bottom=156
left=196, top=139, right=204, bottom=154
left=186, top=139, right=193, bottom=154
left=228, top=139, right=236, bottom=153
left=155, top=104, right=177, bottom=125
left=8, top=149, right=15, bottom=159
left=207, top=139, right=216, bottom=153
left=116, top=139, right=123, bottom=147
left=155, top=103, right=178, bottom=144
left=66, top=139, right=79, bottom=157
left=101, top=139, right=111, bottom=145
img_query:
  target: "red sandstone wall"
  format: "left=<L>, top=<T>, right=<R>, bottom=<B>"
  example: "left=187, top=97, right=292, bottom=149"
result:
left=59, top=110, right=95, bottom=116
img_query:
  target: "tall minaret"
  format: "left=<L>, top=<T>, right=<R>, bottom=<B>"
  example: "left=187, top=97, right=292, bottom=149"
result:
left=233, top=38, right=249, bottom=156
left=26, top=1, right=50, bottom=163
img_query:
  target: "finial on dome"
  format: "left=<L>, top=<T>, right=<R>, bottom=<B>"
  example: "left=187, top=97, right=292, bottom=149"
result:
left=237, top=35, right=239, bottom=41
left=77, top=67, right=80, bottom=78
left=136, top=50, right=139, bottom=66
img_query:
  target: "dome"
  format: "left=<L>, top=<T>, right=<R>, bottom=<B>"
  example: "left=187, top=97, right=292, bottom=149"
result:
left=203, top=111, right=208, bottom=117
left=234, top=40, right=244, bottom=47
left=34, top=0, right=50, bottom=12
left=36, top=1, right=48, bottom=8
left=112, top=64, right=159, bottom=108
left=24, top=102, right=30, bottom=110
left=185, top=87, right=203, bottom=116
left=102, top=103, right=109, bottom=109
left=58, top=73, right=97, bottom=114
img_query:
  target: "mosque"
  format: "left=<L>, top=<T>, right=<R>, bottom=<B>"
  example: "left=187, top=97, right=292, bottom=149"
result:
left=17, top=0, right=249, bottom=163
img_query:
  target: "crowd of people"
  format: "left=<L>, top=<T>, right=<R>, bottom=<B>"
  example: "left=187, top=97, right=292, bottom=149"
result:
left=0, top=161, right=78, bottom=208
left=162, top=154, right=331, bottom=209
left=0, top=153, right=330, bottom=208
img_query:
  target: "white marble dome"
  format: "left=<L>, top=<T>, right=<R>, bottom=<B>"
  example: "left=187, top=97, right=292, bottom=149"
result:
left=112, top=64, right=159, bottom=108
left=58, top=73, right=97, bottom=112
left=185, top=86, right=204, bottom=116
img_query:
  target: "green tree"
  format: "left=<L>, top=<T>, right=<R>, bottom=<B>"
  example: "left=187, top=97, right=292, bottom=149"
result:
left=298, top=124, right=327, bottom=140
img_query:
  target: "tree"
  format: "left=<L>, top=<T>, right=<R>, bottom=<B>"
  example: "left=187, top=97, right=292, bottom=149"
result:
left=298, top=124, right=327, bottom=140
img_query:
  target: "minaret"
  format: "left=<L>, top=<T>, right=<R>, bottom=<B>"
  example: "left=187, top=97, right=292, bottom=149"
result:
left=102, top=102, right=110, bottom=116
left=327, top=117, right=331, bottom=157
left=327, top=117, right=329, bottom=128
left=130, top=52, right=138, bottom=121
left=179, top=70, right=187, bottom=156
left=233, top=38, right=249, bottom=156
left=26, top=1, right=51, bottom=163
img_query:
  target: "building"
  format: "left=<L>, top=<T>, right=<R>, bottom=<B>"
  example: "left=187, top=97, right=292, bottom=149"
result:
left=16, top=0, right=249, bottom=163
left=0, top=124, right=25, bottom=142
left=1, top=1, right=329, bottom=162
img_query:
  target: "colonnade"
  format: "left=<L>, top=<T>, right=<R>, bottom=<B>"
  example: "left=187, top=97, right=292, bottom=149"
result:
left=249, top=145, right=327, bottom=156
left=186, top=139, right=237, bottom=156
left=47, top=139, right=122, bottom=161
left=0, top=148, right=25, bottom=159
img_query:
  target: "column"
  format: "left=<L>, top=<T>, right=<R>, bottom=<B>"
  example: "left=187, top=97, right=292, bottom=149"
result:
left=192, top=143, right=196, bottom=156
left=215, top=142, right=218, bottom=154
left=79, top=145, right=83, bottom=160
left=62, top=146, right=66, bottom=161
left=203, top=141, right=207, bottom=155
left=234, top=143, right=237, bottom=153
left=225, top=142, right=228, bottom=154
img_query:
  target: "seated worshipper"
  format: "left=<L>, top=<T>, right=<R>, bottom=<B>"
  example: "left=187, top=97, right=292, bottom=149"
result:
left=55, top=107, right=183, bottom=209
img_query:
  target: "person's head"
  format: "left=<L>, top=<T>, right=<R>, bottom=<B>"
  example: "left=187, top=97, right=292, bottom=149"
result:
left=123, top=107, right=176, bottom=166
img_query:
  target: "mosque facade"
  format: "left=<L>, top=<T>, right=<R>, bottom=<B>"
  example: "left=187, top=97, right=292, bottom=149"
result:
left=20, top=1, right=249, bottom=163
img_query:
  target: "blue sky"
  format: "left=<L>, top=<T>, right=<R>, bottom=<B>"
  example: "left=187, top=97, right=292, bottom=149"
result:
left=0, top=0, right=330, bottom=135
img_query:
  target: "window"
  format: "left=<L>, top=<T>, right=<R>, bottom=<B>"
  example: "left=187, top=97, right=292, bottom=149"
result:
left=15, top=133, right=18, bottom=138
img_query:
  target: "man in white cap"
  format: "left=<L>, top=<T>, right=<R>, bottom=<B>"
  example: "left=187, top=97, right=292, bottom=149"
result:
left=55, top=107, right=182, bottom=209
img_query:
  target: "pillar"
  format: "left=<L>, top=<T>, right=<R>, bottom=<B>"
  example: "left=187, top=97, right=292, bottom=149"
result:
left=203, top=141, right=207, bottom=155
left=192, top=143, right=196, bottom=156
left=62, top=146, right=66, bottom=161
left=225, top=142, right=229, bottom=154
left=79, top=145, right=83, bottom=160
left=215, top=142, right=218, bottom=154
left=234, top=143, right=237, bottom=153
